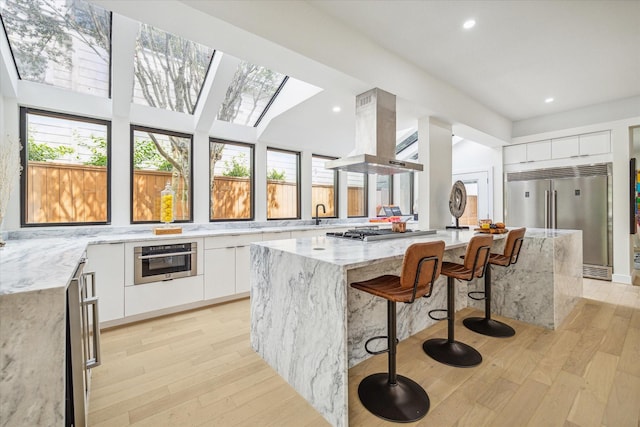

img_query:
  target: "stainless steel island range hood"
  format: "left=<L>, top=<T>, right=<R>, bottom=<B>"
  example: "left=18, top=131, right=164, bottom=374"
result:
left=325, top=88, right=423, bottom=175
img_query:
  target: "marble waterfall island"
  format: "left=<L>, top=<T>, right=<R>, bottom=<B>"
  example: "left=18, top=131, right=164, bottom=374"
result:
left=250, top=228, right=582, bottom=427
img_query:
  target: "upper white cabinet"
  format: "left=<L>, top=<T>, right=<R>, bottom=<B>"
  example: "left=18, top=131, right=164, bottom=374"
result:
left=551, top=136, right=579, bottom=159
left=503, top=144, right=527, bottom=164
left=526, top=140, right=551, bottom=162
left=507, top=131, right=611, bottom=165
left=579, top=131, right=610, bottom=156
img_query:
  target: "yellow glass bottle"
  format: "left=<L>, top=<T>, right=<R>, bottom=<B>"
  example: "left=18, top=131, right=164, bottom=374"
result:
left=160, top=181, right=175, bottom=224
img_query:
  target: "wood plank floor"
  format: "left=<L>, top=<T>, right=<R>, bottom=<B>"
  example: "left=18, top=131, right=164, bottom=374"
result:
left=89, top=279, right=640, bottom=426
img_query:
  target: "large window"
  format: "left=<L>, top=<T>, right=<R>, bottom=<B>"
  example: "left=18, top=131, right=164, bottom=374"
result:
left=1, top=0, right=111, bottom=97
left=347, top=172, right=367, bottom=217
left=393, top=172, right=414, bottom=216
left=217, top=61, right=287, bottom=127
left=20, top=108, right=110, bottom=225
left=132, top=24, right=214, bottom=114
left=131, top=126, right=192, bottom=223
left=312, top=155, right=337, bottom=218
left=376, top=175, right=392, bottom=216
left=210, top=139, right=254, bottom=221
left=266, top=148, right=299, bottom=219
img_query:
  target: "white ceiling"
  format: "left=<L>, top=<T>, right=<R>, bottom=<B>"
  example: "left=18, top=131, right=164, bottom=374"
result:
left=308, top=0, right=640, bottom=122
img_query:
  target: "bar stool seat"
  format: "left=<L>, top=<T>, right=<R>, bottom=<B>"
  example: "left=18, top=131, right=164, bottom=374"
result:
left=463, top=227, right=526, bottom=337
left=423, top=234, right=493, bottom=368
left=350, top=241, right=445, bottom=423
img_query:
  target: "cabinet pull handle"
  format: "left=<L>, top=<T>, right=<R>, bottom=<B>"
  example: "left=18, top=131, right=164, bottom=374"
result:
left=137, top=250, right=196, bottom=259
left=82, top=271, right=101, bottom=369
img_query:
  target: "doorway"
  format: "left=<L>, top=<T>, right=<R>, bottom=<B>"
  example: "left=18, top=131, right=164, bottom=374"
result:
left=452, top=170, right=491, bottom=227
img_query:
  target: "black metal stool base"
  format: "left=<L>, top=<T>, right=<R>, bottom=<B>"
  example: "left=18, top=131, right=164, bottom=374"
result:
left=463, top=317, right=515, bottom=338
left=422, top=338, right=482, bottom=368
left=358, top=373, right=430, bottom=423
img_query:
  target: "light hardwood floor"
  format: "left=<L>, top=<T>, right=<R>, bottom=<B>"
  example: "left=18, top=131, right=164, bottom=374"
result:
left=89, top=279, right=640, bottom=426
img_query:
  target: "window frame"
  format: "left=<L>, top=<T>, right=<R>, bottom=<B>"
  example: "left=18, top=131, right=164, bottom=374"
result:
left=393, top=172, right=414, bottom=216
left=131, top=24, right=215, bottom=114
left=266, top=147, right=301, bottom=220
left=129, top=124, right=193, bottom=224
left=311, top=154, right=338, bottom=219
left=347, top=171, right=368, bottom=218
left=209, top=138, right=255, bottom=222
left=376, top=174, right=393, bottom=216
left=19, top=107, right=112, bottom=227
left=253, top=76, right=289, bottom=127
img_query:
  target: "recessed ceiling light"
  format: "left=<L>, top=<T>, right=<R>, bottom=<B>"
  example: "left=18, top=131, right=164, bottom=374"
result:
left=545, top=97, right=554, bottom=103
left=332, top=106, right=341, bottom=113
left=463, top=19, right=476, bottom=30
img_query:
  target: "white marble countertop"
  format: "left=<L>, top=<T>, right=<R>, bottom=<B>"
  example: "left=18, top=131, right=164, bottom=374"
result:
left=0, top=221, right=376, bottom=295
left=253, top=228, right=581, bottom=270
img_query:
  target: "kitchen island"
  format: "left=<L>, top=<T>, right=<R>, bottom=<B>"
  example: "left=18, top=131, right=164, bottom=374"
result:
left=250, top=228, right=582, bottom=427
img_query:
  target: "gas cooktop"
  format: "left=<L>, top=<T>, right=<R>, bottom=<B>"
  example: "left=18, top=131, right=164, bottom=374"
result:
left=326, top=227, right=437, bottom=242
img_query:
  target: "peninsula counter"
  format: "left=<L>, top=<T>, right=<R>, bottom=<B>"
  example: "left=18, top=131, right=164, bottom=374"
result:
left=250, top=228, right=582, bottom=427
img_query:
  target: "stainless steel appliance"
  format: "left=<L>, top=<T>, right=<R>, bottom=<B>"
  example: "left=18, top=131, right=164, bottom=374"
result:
left=326, top=226, right=436, bottom=241
left=505, top=163, right=612, bottom=280
left=325, top=88, right=423, bottom=175
left=134, top=242, right=197, bottom=285
left=66, top=259, right=100, bottom=427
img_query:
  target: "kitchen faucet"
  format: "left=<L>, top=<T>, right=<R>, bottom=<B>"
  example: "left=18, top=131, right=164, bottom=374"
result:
left=315, top=204, right=326, bottom=225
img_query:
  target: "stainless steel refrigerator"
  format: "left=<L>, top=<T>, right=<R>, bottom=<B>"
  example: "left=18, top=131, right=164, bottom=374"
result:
left=505, top=163, right=612, bottom=280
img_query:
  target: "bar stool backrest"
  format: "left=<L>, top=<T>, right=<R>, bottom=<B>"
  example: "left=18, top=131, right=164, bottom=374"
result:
left=462, top=234, right=493, bottom=278
left=503, top=227, right=526, bottom=265
left=400, top=241, right=445, bottom=300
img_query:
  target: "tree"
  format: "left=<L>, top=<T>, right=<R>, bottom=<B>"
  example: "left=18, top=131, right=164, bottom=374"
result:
left=0, top=0, right=109, bottom=82
left=2, top=0, right=286, bottom=221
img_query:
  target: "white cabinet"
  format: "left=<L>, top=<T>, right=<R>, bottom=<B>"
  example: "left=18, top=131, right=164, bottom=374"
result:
left=124, top=275, right=204, bottom=317
left=579, top=131, right=610, bottom=156
left=86, top=243, right=125, bottom=323
left=290, top=229, right=322, bottom=238
left=235, top=245, right=251, bottom=293
left=204, top=234, right=258, bottom=299
left=526, top=140, right=551, bottom=161
left=261, top=231, right=291, bottom=241
left=204, top=248, right=236, bottom=299
left=503, top=144, right=527, bottom=164
left=551, top=136, right=579, bottom=159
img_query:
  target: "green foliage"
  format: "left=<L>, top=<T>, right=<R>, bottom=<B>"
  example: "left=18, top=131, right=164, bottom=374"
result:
left=222, top=154, right=250, bottom=177
left=28, top=141, right=74, bottom=161
left=267, top=168, right=285, bottom=181
left=133, top=139, right=173, bottom=171
left=81, top=135, right=108, bottom=166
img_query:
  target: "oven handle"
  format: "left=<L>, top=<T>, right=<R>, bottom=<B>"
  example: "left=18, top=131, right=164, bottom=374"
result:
left=137, top=250, right=196, bottom=260
left=83, top=272, right=101, bottom=369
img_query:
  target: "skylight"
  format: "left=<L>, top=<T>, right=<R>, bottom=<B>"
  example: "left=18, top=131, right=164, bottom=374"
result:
left=0, top=0, right=111, bottom=97
left=132, top=23, right=214, bottom=114
left=217, top=61, right=287, bottom=127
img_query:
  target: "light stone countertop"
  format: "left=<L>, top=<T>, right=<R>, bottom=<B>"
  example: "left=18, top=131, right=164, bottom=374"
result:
left=253, top=228, right=578, bottom=269
left=0, top=220, right=377, bottom=295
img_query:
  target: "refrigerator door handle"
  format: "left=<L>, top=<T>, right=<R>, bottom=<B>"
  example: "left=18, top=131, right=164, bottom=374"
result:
left=553, top=190, right=558, bottom=229
left=544, top=190, right=549, bottom=229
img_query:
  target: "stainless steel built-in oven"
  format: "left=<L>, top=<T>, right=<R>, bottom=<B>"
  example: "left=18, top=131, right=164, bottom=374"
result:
left=134, top=242, right=197, bottom=285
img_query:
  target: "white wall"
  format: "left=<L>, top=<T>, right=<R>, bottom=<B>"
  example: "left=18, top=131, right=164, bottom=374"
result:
left=452, top=139, right=504, bottom=222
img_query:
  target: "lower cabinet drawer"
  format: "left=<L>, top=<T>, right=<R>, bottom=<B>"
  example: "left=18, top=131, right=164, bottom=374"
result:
left=124, top=275, right=204, bottom=316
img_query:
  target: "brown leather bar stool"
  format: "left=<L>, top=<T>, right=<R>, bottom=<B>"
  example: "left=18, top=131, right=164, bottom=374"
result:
left=422, top=234, right=492, bottom=368
left=463, top=227, right=526, bottom=337
left=350, top=241, right=445, bottom=423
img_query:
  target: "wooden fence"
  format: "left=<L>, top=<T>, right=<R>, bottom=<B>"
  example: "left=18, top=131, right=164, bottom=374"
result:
left=25, top=163, right=368, bottom=222
left=132, top=170, right=188, bottom=222
left=26, top=162, right=108, bottom=223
